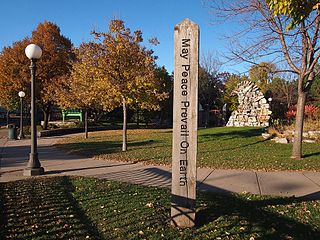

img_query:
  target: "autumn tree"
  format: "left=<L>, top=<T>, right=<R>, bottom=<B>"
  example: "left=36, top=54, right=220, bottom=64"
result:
left=0, top=21, right=75, bottom=130
left=31, top=21, right=75, bottom=129
left=249, top=62, right=276, bottom=93
left=92, top=19, right=167, bottom=151
left=131, top=67, right=171, bottom=127
left=211, top=0, right=320, bottom=159
left=267, top=0, right=320, bottom=29
left=223, top=73, right=249, bottom=112
left=56, top=43, right=104, bottom=138
left=153, top=66, right=173, bottom=126
left=0, top=38, right=31, bottom=111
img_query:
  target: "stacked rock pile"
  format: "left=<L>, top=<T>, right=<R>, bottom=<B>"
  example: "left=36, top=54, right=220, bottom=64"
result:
left=227, top=81, right=272, bottom=127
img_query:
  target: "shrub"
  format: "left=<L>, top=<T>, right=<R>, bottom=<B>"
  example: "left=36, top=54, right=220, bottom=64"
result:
left=285, top=104, right=319, bottom=120
left=305, top=105, right=319, bottom=119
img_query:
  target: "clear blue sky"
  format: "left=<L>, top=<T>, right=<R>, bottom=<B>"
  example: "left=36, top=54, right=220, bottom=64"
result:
left=0, top=0, right=248, bottom=74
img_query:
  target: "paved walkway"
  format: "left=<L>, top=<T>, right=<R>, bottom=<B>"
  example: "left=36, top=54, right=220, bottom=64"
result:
left=1, top=128, right=320, bottom=199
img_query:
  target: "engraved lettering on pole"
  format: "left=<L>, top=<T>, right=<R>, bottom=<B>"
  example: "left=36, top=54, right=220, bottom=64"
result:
left=171, top=18, right=199, bottom=228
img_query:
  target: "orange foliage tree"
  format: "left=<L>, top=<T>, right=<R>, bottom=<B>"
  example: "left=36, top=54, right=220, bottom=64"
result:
left=91, top=19, right=168, bottom=151
left=56, top=42, right=108, bottom=138
left=31, top=21, right=75, bottom=129
left=0, top=21, right=75, bottom=129
left=0, top=38, right=31, bottom=110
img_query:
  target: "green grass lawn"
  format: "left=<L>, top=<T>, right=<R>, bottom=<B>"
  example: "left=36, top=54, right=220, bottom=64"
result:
left=57, top=127, right=320, bottom=171
left=1, top=176, right=320, bottom=239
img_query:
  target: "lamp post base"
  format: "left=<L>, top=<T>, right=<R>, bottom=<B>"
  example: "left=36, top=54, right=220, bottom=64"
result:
left=24, top=153, right=44, bottom=176
left=23, top=167, right=44, bottom=176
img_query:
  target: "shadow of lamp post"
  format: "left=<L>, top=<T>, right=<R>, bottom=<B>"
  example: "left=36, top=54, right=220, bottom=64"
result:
left=23, top=44, right=44, bottom=176
left=18, top=91, right=25, bottom=139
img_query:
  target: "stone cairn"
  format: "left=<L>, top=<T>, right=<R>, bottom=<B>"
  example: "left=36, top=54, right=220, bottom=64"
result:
left=226, top=81, right=272, bottom=127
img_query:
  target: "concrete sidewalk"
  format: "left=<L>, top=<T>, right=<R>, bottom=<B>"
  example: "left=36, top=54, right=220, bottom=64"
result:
left=1, top=129, right=320, bottom=199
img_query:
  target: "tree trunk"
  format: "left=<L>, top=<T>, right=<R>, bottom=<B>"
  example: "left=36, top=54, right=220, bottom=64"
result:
left=136, top=109, right=140, bottom=128
left=42, top=104, right=51, bottom=130
left=43, top=110, right=49, bottom=130
left=85, top=109, right=88, bottom=139
left=291, top=91, right=307, bottom=159
left=6, top=110, right=9, bottom=125
left=122, top=100, right=127, bottom=152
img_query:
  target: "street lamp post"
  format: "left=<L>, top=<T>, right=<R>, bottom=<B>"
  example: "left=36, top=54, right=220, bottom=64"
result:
left=23, top=44, right=44, bottom=176
left=18, top=91, right=25, bottom=139
left=268, top=97, right=273, bottom=126
left=268, top=97, right=273, bottom=112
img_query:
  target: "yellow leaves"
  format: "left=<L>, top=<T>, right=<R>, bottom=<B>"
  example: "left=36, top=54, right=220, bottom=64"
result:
left=81, top=19, right=168, bottom=111
left=267, top=0, right=319, bottom=30
left=108, top=19, right=125, bottom=33
left=54, top=19, right=169, bottom=114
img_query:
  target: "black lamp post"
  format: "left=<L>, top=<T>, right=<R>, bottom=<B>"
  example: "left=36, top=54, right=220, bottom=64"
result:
left=23, top=44, right=44, bottom=176
left=18, top=91, right=25, bottom=139
left=268, top=97, right=273, bottom=126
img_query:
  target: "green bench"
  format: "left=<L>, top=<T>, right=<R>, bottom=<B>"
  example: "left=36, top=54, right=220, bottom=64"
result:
left=62, top=109, right=83, bottom=122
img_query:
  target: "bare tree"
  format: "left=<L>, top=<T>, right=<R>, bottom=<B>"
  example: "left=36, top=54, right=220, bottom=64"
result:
left=201, top=50, right=221, bottom=75
left=271, top=73, right=297, bottom=109
left=199, top=51, right=224, bottom=127
left=209, top=0, right=320, bottom=159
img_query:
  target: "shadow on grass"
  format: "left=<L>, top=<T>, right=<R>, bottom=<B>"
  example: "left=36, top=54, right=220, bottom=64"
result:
left=1, top=175, right=320, bottom=239
left=198, top=138, right=270, bottom=155
left=303, top=151, right=320, bottom=158
left=56, top=139, right=160, bottom=157
left=87, top=167, right=320, bottom=238
left=200, top=127, right=265, bottom=141
left=46, top=162, right=136, bottom=175
left=0, top=177, right=102, bottom=239
left=61, top=177, right=103, bottom=239
left=196, top=192, right=320, bottom=239
left=126, top=167, right=320, bottom=238
left=0, top=184, right=6, bottom=240
left=198, top=128, right=269, bottom=154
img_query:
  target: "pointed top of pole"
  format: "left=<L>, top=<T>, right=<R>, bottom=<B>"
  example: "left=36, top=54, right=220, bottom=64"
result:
left=174, top=18, right=199, bottom=31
